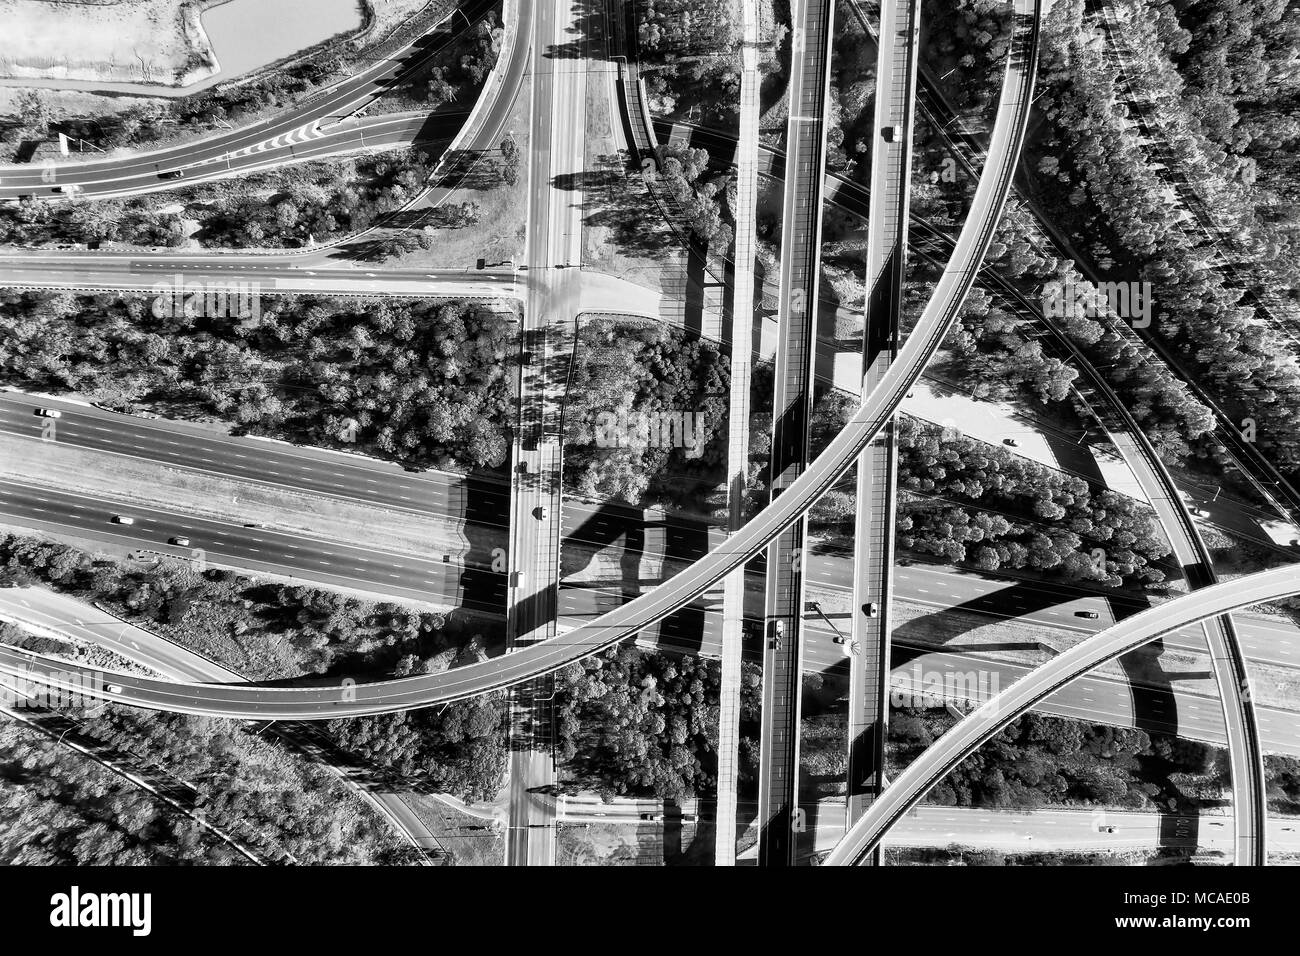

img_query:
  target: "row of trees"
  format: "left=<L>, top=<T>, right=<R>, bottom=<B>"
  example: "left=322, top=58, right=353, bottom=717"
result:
left=653, top=143, right=734, bottom=250
left=0, top=291, right=515, bottom=472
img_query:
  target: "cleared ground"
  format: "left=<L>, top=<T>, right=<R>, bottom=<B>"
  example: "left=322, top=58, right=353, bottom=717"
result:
left=0, top=0, right=214, bottom=86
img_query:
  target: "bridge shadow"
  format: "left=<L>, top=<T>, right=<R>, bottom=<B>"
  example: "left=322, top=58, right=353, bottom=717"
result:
left=892, top=578, right=1080, bottom=652
left=543, top=0, right=611, bottom=61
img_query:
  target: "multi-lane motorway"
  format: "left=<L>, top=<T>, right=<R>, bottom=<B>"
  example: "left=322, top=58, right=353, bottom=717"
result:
left=0, top=0, right=1044, bottom=729
left=4, top=392, right=1300, bottom=749
left=1, top=0, right=1293, bottom=865
left=827, top=564, right=1300, bottom=865
left=0, top=0, right=501, bottom=201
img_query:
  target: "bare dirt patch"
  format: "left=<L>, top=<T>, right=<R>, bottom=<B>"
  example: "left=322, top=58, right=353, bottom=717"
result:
left=0, top=0, right=215, bottom=86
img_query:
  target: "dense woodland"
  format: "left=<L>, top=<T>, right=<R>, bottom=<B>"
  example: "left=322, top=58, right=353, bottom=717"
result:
left=553, top=645, right=763, bottom=802
left=0, top=291, right=515, bottom=472
left=326, top=695, right=509, bottom=802
left=1031, top=0, right=1300, bottom=471
left=890, top=708, right=1228, bottom=811
left=0, top=710, right=411, bottom=865
left=637, top=0, right=748, bottom=123
left=80, top=708, right=410, bottom=864
left=0, top=533, right=482, bottom=679
left=565, top=316, right=729, bottom=510
left=0, top=721, right=231, bottom=865
left=813, top=413, right=1171, bottom=586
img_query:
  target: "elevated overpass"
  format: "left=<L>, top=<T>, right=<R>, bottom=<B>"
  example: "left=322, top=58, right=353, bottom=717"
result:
left=664, top=101, right=1265, bottom=865
left=825, top=562, right=1299, bottom=865
left=846, top=0, right=921, bottom=846
left=0, top=0, right=1043, bottom=744
left=715, top=0, right=763, bottom=868
left=756, top=0, right=838, bottom=868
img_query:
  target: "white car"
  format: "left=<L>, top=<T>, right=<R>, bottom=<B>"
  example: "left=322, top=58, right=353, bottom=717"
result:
left=105, top=684, right=123, bottom=694
left=111, top=515, right=135, bottom=526
left=35, top=408, right=62, bottom=418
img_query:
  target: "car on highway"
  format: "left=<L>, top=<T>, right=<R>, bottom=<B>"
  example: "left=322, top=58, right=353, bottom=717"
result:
left=1101, top=825, right=1117, bottom=834
left=52, top=184, right=82, bottom=195
left=863, top=602, right=880, bottom=618
left=110, top=515, right=135, bottom=525
left=882, top=125, right=903, bottom=142
left=105, top=684, right=123, bottom=694
left=242, top=522, right=265, bottom=529
left=772, top=619, right=785, bottom=651
left=34, top=408, right=62, bottom=418
left=169, top=536, right=191, bottom=547
left=1075, top=610, right=1100, bottom=619
left=833, top=634, right=849, bottom=645
left=157, top=169, right=186, bottom=180
left=534, top=505, right=549, bottom=520
left=1003, top=437, right=1019, bottom=447
left=639, top=813, right=660, bottom=822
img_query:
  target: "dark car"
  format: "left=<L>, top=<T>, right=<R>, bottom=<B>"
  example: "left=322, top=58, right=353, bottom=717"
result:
left=1075, top=610, right=1100, bottom=619
left=157, top=169, right=186, bottom=181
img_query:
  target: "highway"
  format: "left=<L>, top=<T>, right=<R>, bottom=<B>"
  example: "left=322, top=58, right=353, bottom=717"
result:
left=0, top=0, right=503, bottom=201
left=846, top=0, right=920, bottom=837
left=714, top=0, right=763, bottom=868
left=7, top=481, right=1300, bottom=751
left=500, top=0, right=596, bottom=866
left=5, top=391, right=1300, bottom=749
left=756, top=0, right=838, bottom=867
left=662, top=103, right=1268, bottom=859
left=0, top=0, right=1279, bottom=868
left=0, top=2, right=1084, bottom=732
left=0, top=254, right=519, bottom=299
left=0, top=586, right=443, bottom=860
left=825, top=562, right=1300, bottom=865
left=6, top=111, right=462, bottom=203
left=828, top=805, right=1300, bottom=857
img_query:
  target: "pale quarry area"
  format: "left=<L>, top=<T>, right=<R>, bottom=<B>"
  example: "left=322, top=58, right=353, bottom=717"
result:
left=0, top=0, right=216, bottom=86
